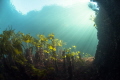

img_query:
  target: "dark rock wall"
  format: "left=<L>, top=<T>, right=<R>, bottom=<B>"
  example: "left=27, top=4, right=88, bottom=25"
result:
left=94, top=0, right=120, bottom=80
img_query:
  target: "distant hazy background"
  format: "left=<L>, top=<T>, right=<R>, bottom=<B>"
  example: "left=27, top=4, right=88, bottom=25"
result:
left=0, top=0, right=98, bottom=56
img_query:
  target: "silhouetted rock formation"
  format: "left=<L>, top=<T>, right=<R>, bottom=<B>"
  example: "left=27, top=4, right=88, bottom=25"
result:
left=94, top=0, right=120, bottom=80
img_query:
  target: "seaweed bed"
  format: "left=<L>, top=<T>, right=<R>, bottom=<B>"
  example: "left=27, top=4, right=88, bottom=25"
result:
left=0, top=29, right=97, bottom=80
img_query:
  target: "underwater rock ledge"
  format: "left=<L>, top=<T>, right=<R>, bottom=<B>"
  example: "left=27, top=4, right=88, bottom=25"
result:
left=94, top=0, right=120, bottom=80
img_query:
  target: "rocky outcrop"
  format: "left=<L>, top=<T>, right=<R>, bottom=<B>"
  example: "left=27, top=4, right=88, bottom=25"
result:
left=93, top=0, right=120, bottom=80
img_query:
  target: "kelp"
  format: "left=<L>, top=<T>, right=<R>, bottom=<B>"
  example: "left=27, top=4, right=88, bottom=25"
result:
left=0, top=29, right=54, bottom=79
left=0, top=28, right=93, bottom=80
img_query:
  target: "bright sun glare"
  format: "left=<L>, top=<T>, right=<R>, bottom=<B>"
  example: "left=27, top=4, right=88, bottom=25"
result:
left=10, top=0, right=90, bottom=15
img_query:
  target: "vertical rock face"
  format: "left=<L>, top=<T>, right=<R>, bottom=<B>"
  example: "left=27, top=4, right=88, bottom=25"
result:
left=94, top=0, right=120, bottom=80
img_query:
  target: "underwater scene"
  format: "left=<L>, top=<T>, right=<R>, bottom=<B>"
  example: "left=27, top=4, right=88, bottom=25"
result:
left=0, top=0, right=99, bottom=80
